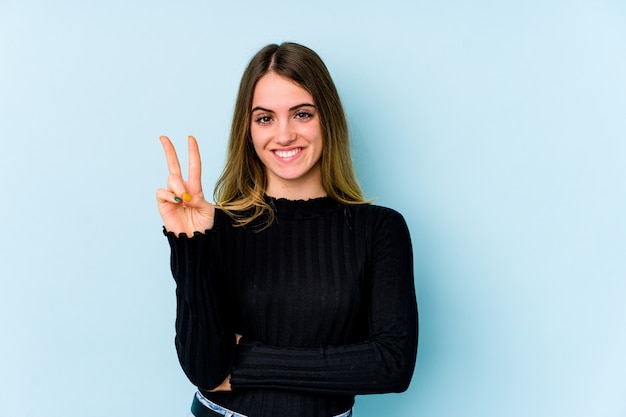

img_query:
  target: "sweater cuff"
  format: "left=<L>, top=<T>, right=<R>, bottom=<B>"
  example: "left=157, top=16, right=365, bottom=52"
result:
left=162, top=226, right=213, bottom=239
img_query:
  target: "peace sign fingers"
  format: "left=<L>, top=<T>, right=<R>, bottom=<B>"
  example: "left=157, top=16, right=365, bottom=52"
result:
left=157, top=135, right=215, bottom=235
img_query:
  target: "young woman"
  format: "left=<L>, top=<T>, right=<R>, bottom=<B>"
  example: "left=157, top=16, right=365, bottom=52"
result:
left=157, top=42, right=418, bottom=417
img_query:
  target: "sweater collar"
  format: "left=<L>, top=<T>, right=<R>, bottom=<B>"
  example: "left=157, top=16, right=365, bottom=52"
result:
left=265, top=195, right=343, bottom=219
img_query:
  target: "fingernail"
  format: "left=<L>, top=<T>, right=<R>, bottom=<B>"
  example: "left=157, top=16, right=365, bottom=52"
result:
left=174, top=196, right=182, bottom=203
left=182, top=193, right=192, bottom=203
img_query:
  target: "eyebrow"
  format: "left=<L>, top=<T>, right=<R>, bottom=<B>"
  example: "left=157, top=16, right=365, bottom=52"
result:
left=251, top=103, right=316, bottom=113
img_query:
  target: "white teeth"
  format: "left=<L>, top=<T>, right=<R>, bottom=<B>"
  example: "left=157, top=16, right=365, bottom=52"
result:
left=274, top=148, right=301, bottom=158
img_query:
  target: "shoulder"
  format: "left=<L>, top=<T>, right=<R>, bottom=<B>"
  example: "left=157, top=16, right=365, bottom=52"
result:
left=350, top=203, right=407, bottom=224
left=348, top=203, right=411, bottom=239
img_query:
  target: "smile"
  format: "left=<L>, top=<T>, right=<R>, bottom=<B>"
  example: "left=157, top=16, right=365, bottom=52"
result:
left=273, top=147, right=302, bottom=159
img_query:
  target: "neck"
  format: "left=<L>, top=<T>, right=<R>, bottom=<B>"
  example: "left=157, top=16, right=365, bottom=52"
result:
left=265, top=167, right=326, bottom=200
left=265, top=180, right=327, bottom=201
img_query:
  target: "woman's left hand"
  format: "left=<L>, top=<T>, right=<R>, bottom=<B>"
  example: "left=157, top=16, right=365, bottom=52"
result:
left=209, top=334, right=242, bottom=392
left=209, top=376, right=232, bottom=392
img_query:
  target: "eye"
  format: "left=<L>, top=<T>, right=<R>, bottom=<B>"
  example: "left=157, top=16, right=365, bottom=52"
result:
left=295, top=111, right=313, bottom=120
left=254, top=115, right=273, bottom=125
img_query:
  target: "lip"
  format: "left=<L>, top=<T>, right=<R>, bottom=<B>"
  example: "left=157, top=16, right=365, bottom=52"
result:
left=272, top=147, right=303, bottom=162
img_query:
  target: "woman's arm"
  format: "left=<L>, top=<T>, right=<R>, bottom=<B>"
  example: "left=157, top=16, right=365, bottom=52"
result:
left=158, top=135, right=237, bottom=390
left=166, top=229, right=237, bottom=391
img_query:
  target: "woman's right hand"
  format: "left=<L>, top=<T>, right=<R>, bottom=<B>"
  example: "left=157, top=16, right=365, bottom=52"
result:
left=156, top=135, right=215, bottom=236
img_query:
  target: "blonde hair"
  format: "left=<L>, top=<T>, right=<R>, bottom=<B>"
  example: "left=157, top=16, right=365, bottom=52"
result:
left=214, top=42, right=367, bottom=227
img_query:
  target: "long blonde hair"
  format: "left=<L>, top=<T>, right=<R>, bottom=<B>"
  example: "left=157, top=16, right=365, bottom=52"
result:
left=214, top=42, right=367, bottom=227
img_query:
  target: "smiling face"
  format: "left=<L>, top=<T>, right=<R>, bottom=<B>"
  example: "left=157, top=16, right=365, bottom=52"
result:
left=250, top=72, right=325, bottom=200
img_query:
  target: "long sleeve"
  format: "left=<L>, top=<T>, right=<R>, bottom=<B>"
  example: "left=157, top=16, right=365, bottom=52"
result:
left=165, top=229, right=236, bottom=391
left=228, top=208, right=418, bottom=395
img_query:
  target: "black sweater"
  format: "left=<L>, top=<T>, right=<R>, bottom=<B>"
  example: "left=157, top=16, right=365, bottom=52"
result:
left=165, top=196, right=418, bottom=417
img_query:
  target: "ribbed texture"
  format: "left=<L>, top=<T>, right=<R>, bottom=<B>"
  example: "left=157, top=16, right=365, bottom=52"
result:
left=165, top=229, right=237, bottom=391
left=166, top=197, right=418, bottom=417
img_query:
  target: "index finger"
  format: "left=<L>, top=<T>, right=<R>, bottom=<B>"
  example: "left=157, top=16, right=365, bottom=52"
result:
left=159, top=135, right=182, bottom=177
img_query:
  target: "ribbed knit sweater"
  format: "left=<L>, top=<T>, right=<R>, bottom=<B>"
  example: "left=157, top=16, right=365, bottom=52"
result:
left=165, top=196, right=418, bottom=417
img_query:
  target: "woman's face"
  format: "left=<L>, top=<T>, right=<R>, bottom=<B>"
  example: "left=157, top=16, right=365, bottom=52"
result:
left=250, top=72, right=324, bottom=199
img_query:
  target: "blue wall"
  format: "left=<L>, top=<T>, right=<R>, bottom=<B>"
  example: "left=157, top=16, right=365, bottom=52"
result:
left=1, top=1, right=624, bottom=416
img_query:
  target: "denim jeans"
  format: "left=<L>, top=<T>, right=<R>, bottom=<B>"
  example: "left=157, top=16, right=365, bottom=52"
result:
left=190, top=391, right=352, bottom=417
left=191, top=391, right=248, bottom=417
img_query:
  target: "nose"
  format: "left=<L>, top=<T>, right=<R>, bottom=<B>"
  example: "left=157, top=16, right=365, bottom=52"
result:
left=274, top=120, right=296, bottom=145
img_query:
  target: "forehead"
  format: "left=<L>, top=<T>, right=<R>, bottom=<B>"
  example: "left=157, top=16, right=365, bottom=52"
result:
left=252, top=72, right=314, bottom=108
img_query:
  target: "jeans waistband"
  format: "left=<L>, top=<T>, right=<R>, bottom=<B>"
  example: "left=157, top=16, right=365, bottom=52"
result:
left=191, top=392, right=249, bottom=417
left=191, top=391, right=352, bottom=417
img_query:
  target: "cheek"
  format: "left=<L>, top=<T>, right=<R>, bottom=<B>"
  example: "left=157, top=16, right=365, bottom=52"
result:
left=250, top=134, right=271, bottom=163
left=309, top=126, right=324, bottom=149
left=251, top=140, right=263, bottom=157
left=301, top=122, right=322, bottom=142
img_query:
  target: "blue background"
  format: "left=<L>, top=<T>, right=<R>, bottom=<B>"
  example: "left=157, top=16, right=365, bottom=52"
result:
left=1, top=1, right=625, bottom=416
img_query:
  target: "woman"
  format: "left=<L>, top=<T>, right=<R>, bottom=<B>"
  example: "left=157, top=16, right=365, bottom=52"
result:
left=157, top=42, right=418, bottom=417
